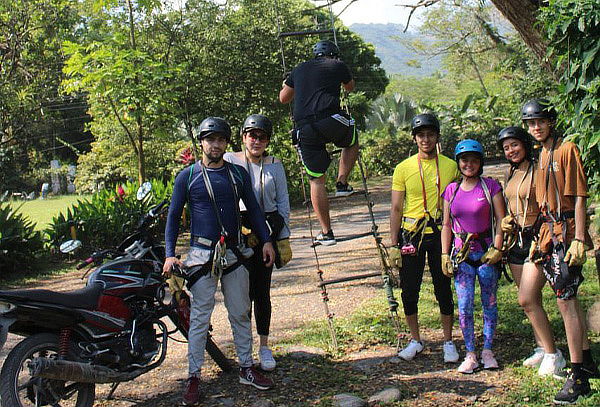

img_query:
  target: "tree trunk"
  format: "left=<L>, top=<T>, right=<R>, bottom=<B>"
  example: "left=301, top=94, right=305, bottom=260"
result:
left=137, top=115, right=145, bottom=184
left=490, top=0, right=554, bottom=74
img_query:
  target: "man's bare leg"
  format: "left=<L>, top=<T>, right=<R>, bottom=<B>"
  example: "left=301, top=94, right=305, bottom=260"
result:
left=557, top=298, right=584, bottom=363
left=441, top=314, right=453, bottom=342
left=337, top=143, right=359, bottom=184
left=309, top=175, right=330, bottom=233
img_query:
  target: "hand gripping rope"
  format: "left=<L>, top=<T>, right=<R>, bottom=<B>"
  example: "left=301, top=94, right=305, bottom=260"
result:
left=273, top=0, right=402, bottom=351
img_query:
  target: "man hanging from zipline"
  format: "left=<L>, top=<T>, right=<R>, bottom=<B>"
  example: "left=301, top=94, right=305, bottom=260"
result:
left=389, top=114, right=460, bottom=363
left=279, top=39, right=358, bottom=246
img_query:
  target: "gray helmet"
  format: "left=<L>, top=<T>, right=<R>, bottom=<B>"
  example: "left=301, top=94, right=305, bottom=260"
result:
left=242, top=114, right=272, bottom=137
left=196, top=117, right=231, bottom=141
left=411, top=113, right=440, bottom=136
left=313, top=40, right=339, bottom=57
left=497, top=126, right=533, bottom=159
left=521, top=99, right=557, bottom=121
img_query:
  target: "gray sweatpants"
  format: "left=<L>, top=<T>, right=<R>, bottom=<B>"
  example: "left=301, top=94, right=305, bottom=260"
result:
left=185, top=247, right=253, bottom=374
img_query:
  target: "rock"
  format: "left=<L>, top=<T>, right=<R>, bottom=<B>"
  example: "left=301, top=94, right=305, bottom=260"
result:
left=251, top=400, right=275, bottom=407
left=467, top=395, right=478, bottom=402
left=367, top=388, right=402, bottom=405
left=216, top=398, right=235, bottom=407
left=332, top=393, right=367, bottom=407
left=388, top=356, right=402, bottom=364
left=284, top=345, right=327, bottom=359
left=350, top=357, right=388, bottom=372
left=587, top=300, right=600, bottom=333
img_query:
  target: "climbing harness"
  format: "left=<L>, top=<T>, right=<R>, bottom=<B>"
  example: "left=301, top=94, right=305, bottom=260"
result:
left=273, top=0, right=401, bottom=350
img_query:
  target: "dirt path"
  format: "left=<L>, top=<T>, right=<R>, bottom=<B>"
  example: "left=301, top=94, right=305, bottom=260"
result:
left=1, top=166, right=519, bottom=406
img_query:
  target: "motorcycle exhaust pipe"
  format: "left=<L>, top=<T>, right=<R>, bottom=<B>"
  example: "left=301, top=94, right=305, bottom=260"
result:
left=28, top=358, right=144, bottom=384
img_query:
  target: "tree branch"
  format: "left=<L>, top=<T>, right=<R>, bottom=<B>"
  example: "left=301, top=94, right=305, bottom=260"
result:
left=397, top=0, right=442, bottom=32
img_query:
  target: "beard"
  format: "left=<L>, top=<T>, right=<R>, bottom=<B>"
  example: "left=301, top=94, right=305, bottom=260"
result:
left=204, top=149, right=225, bottom=163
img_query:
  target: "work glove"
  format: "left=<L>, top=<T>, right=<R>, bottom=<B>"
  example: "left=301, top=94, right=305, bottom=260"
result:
left=528, top=240, right=543, bottom=264
left=564, top=239, right=588, bottom=266
left=388, top=246, right=402, bottom=269
left=246, top=233, right=259, bottom=248
left=481, top=246, right=503, bottom=265
left=501, top=215, right=516, bottom=234
left=441, top=254, right=453, bottom=277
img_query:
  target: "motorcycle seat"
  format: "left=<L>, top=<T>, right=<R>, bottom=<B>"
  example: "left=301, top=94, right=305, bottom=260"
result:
left=0, top=281, right=104, bottom=309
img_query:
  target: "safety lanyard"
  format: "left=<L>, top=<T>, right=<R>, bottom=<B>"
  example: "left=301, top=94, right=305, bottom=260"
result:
left=417, top=155, right=440, bottom=218
left=540, top=138, right=562, bottom=221
left=505, top=161, right=534, bottom=247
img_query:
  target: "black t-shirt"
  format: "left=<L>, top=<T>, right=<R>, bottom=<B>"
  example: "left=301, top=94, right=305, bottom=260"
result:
left=285, top=57, right=352, bottom=122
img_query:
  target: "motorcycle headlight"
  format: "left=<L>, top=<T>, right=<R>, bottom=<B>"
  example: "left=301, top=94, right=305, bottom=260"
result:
left=0, top=301, right=15, bottom=315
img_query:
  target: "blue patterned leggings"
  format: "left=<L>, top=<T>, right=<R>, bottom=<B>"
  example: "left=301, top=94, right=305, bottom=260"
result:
left=454, top=251, right=499, bottom=352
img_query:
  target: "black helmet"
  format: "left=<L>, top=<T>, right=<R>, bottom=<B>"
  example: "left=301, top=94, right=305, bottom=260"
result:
left=497, top=126, right=533, bottom=158
left=196, top=117, right=231, bottom=141
left=313, top=40, right=339, bottom=57
left=411, top=113, right=440, bottom=136
left=242, top=114, right=272, bottom=137
left=521, top=99, right=557, bottom=121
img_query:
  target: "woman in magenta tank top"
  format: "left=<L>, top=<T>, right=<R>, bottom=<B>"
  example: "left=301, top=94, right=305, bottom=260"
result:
left=440, top=139, right=506, bottom=374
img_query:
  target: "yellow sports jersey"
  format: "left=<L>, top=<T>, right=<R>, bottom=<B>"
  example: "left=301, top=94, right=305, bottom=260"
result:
left=392, top=154, right=459, bottom=232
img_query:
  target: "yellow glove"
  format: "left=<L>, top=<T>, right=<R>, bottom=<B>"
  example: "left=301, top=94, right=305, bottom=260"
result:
left=246, top=233, right=259, bottom=248
left=528, top=240, right=543, bottom=264
left=501, top=215, right=516, bottom=234
left=481, top=246, right=503, bottom=265
left=441, top=254, right=453, bottom=277
left=564, top=239, right=588, bottom=266
left=388, top=247, right=402, bottom=269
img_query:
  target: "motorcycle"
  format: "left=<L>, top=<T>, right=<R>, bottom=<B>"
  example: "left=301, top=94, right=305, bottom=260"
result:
left=0, top=183, right=231, bottom=407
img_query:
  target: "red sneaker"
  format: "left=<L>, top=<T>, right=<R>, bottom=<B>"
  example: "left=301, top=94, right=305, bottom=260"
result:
left=239, top=366, right=274, bottom=390
left=182, top=376, right=201, bottom=405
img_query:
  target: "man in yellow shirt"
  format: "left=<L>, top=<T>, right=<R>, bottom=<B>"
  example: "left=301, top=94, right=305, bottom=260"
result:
left=389, top=113, right=460, bottom=362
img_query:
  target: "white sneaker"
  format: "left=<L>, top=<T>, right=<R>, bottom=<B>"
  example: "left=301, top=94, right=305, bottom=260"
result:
left=523, top=346, right=545, bottom=367
left=398, top=339, right=424, bottom=361
left=443, top=341, right=460, bottom=363
left=259, top=346, right=276, bottom=371
left=538, top=350, right=567, bottom=377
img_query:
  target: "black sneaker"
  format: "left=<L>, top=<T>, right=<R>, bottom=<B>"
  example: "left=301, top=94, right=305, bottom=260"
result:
left=583, top=362, right=600, bottom=379
left=314, top=230, right=336, bottom=246
left=553, top=372, right=591, bottom=404
left=335, top=182, right=354, bottom=197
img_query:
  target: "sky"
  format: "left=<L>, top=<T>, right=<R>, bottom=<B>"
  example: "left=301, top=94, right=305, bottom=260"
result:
left=324, top=0, right=423, bottom=27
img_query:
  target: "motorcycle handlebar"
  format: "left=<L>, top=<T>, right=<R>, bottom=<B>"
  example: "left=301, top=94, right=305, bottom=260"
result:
left=149, top=200, right=169, bottom=218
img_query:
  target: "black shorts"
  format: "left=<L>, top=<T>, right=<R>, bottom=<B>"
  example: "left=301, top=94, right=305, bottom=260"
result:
left=540, top=241, right=584, bottom=300
left=296, top=112, right=357, bottom=178
left=507, top=231, right=534, bottom=265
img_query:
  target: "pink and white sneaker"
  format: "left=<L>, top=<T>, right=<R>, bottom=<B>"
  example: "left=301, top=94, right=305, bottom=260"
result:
left=481, top=349, right=499, bottom=370
left=458, top=353, right=479, bottom=374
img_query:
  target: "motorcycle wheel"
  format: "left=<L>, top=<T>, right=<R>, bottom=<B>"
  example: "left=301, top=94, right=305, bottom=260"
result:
left=205, top=336, right=233, bottom=373
left=0, top=333, right=95, bottom=407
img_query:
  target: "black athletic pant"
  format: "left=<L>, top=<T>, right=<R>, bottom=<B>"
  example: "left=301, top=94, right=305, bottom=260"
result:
left=399, top=231, right=454, bottom=316
left=248, top=244, right=273, bottom=336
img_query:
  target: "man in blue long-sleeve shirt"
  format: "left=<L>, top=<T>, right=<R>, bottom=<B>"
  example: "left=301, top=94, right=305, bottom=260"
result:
left=163, top=117, right=275, bottom=405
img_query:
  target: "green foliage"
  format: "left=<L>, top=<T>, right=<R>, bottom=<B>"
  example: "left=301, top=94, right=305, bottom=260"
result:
left=360, top=129, right=414, bottom=176
left=45, top=179, right=172, bottom=251
left=0, top=202, right=44, bottom=275
left=540, top=0, right=600, bottom=194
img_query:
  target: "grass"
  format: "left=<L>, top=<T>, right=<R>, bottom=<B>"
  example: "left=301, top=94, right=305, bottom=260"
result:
left=283, top=259, right=600, bottom=406
left=10, top=195, right=89, bottom=230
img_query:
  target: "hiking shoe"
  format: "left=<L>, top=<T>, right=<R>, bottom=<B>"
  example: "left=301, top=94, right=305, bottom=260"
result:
left=239, top=366, right=274, bottom=390
left=481, top=349, right=499, bottom=370
left=182, top=376, right=201, bottom=406
left=553, top=372, right=590, bottom=404
left=259, top=346, right=276, bottom=371
left=458, top=353, right=479, bottom=374
left=523, top=346, right=545, bottom=367
left=583, top=362, right=600, bottom=379
left=315, top=230, right=336, bottom=246
left=398, top=339, right=424, bottom=361
left=443, top=341, right=459, bottom=363
left=335, top=182, right=354, bottom=197
left=539, top=350, right=567, bottom=377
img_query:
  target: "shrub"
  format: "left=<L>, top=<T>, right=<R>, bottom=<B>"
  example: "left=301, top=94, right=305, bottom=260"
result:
left=0, top=202, right=44, bottom=276
left=45, top=179, right=173, bottom=252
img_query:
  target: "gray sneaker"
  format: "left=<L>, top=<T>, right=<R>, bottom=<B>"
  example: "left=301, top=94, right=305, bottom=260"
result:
left=315, top=230, right=336, bottom=246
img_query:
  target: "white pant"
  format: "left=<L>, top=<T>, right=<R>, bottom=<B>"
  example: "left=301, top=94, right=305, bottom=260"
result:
left=185, top=248, right=253, bottom=374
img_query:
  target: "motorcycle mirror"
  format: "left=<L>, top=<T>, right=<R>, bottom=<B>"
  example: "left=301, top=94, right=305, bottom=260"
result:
left=60, top=240, right=82, bottom=254
left=136, top=182, right=152, bottom=201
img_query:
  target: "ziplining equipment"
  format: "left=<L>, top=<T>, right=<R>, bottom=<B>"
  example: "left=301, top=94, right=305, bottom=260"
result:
left=273, top=0, right=402, bottom=350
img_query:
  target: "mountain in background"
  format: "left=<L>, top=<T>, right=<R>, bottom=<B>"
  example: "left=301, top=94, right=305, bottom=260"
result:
left=349, top=23, right=442, bottom=77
